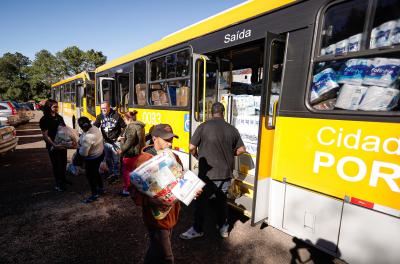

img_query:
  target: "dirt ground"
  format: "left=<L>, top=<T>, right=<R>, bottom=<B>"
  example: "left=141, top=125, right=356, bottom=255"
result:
left=0, top=112, right=345, bottom=264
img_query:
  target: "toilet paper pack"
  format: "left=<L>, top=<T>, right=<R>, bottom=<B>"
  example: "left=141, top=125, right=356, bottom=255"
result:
left=311, top=68, right=339, bottom=103
left=335, top=84, right=368, bottom=110
left=335, top=39, right=348, bottom=55
left=363, top=58, right=400, bottom=87
left=358, top=86, right=400, bottom=111
left=338, top=59, right=373, bottom=85
left=348, top=34, right=362, bottom=52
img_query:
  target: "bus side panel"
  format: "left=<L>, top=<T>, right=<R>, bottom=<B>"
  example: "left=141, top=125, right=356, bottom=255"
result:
left=339, top=203, right=400, bottom=264
left=61, top=102, right=74, bottom=128
left=131, top=108, right=190, bottom=170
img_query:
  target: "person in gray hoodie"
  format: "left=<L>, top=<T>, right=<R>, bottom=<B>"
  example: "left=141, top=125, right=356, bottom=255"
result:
left=117, top=111, right=146, bottom=196
left=77, top=116, right=105, bottom=203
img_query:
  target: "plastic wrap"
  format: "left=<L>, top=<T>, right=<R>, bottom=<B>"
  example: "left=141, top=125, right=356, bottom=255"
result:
left=130, top=149, right=183, bottom=205
left=325, top=44, right=336, bottom=55
left=348, top=34, right=362, bottom=52
left=390, top=19, right=400, bottom=45
left=54, top=126, right=78, bottom=148
left=310, top=68, right=339, bottom=103
left=335, top=39, right=348, bottom=55
left=363, top=58, right=400, bottom=87
left=338, top=59, right=373, bottom=85
left=358, top=86, right=400, bottom=111
left=375, top=20, right=397, bottom=48
left=335, top=84, right=368, bottom=110
left=232, top=95, right=257, bottom=116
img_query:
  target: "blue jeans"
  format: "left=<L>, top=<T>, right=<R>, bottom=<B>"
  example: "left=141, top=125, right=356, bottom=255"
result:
left=104, top=142, right=121, bottom=177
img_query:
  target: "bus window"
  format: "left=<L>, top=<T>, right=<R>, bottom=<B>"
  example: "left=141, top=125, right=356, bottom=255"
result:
left=64, top=83, right=71, bottom=102
left=320, top=0, right=368, bottom=55
left=118, top=75, right=130, bottom=112
left=134, top=60, right=147, bottom=106
left=151, top=57, right=166, bottom=81
left=149, top=49, right=191, bottom=108
left=71, top=82, right=76, bottom=104
left=86, top=83, right=96, bottom=116
left=311, top=0, right=400, bottom=113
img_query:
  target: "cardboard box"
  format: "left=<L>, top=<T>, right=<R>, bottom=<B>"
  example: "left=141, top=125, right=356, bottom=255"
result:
left=177, top=86, right=189, bottom=106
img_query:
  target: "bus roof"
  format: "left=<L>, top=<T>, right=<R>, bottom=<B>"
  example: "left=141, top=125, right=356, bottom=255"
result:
left=51, top=71, right=92, bottom=88
left=96, top=0, right=296, bottom=73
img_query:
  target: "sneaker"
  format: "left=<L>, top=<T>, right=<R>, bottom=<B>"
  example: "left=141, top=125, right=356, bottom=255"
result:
left=82, top=194, right=99, bottom=204
left=179, top=226, right=204, bottom=240
left=119, top=190, right=130, bottom=197
left=219, top=223, right=229, bottom=238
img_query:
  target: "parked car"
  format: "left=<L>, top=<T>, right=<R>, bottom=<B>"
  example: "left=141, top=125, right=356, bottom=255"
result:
left=1, top=101, right=29, bottom=124
left=0, top=125, right=18, bottom=156
left=19, top=102, right=35, bottom=120
left=0, top=102, right=20, bottom=126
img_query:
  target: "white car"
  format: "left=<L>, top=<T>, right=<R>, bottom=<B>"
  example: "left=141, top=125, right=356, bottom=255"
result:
left=0, top=102, right=20, bottom=126
left=0, top=125, right=18, bottom=155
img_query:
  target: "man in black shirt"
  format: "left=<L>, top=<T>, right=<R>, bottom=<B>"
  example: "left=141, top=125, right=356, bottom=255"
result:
left=39, top=99, right=68, bottom=191
left=93, top=101, right=126, bottom=180
left=180, top=102, right=246, bottom=240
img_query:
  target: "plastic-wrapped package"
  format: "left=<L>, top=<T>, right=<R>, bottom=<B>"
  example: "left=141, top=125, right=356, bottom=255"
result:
left=232, top=115, right=259, bottom=145
left=370, top=27, right=379, bottom=49
left=312, top=98, right=336, bottom=110
left=232, top=95, right=257, bottom=116
left=335, top=84, right=368, bottom=110
left=390, top=19, right=400, bottom=45
left=335, top=39, right=348, bottom=55
left=320, top=48, right=326, bottom=56
left=375, top=20, right=397, bottom=48
left=310, top=68, right=339, bottom=103
left=363, top=58, right=400, bottom=87
left=325, top=44, right=336, bottom=55
left=358, top=86, right=400, bottom=111
left=338, top=59, right=373, bottom=85
left=130, top=149, right=183, bottom=206
left=348, top=34, right=362, bottom=52
left=54, top=126, right=78, bottom=148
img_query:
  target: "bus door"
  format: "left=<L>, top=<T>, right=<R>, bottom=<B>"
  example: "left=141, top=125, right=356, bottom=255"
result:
left=251, top=32, right=286, bottom=225
left=99, top=77, right=116, bottom=107
left=76, top=80, right=84, bottom=120
left=190, top=54, right=219, bottom=172
left=116, top=74, right=130, bottom=114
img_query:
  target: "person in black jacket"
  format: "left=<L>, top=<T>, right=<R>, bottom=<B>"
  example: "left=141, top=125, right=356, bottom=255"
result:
left=93, top=101, right=126, bottom=181
left=39, top=99, right=69, bottom=191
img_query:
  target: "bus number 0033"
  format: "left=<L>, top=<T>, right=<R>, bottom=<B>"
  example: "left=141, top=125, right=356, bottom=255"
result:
left=142, top=112, right=162, bottom=125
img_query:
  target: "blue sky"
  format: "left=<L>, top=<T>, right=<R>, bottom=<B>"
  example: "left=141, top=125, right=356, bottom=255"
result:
left=0, top=0, right=244, bottom=62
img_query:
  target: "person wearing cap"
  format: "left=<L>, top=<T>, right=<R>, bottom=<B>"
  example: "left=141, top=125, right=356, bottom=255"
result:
left=180, top=102, right=246, bottom=240
left=129, top=124, right=181, bottom=264
left=93, top=101, right=126, bottom=182
left=116, top=110, right=145, bottom=196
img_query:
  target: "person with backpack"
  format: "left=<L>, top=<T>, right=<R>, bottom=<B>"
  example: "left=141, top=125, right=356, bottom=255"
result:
left=116, top=111, right=145, bottom=196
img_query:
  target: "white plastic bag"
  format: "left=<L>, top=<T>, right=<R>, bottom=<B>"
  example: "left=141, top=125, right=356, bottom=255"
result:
left=54, top=126, right=79, bottom=148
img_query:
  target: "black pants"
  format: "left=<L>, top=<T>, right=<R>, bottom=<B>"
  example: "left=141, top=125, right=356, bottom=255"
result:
left=144, top=228, right=174, bottom=264
left=193, top=177, right=229, bottom=233
left=48, top=148, right=67, bottom=188
left=85, top=153, right=104, bottom=196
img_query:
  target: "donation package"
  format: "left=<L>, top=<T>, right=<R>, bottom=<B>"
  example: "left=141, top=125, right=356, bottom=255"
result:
left=130, top=149, right=204, bottom=217
left=54, top=126, right=79, bottom=148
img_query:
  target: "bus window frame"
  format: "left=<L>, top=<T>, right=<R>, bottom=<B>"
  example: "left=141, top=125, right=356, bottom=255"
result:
left=133, top=59, right=148, bottom=107
left=146, top=48, right=192, bottom=109
left=305, top=0, right=400, bottom=117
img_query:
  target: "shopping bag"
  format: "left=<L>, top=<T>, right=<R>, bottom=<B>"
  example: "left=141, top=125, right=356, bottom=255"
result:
left=54, top=126, right=79, bottom=148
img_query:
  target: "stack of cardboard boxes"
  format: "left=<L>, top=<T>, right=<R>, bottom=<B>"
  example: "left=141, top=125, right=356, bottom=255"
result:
left=135, top=84, right=147, bottom=105
left=176, top=86, right=189, bottom=106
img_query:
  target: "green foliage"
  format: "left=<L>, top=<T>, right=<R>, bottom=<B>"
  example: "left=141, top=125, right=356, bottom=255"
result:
left=0, top=47, right=107, bottom=101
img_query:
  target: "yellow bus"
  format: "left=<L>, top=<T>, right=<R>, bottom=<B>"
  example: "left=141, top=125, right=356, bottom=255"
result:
left=94, top=0, right=400, bottom=262
left=51, top=71, right=96, bottom=127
